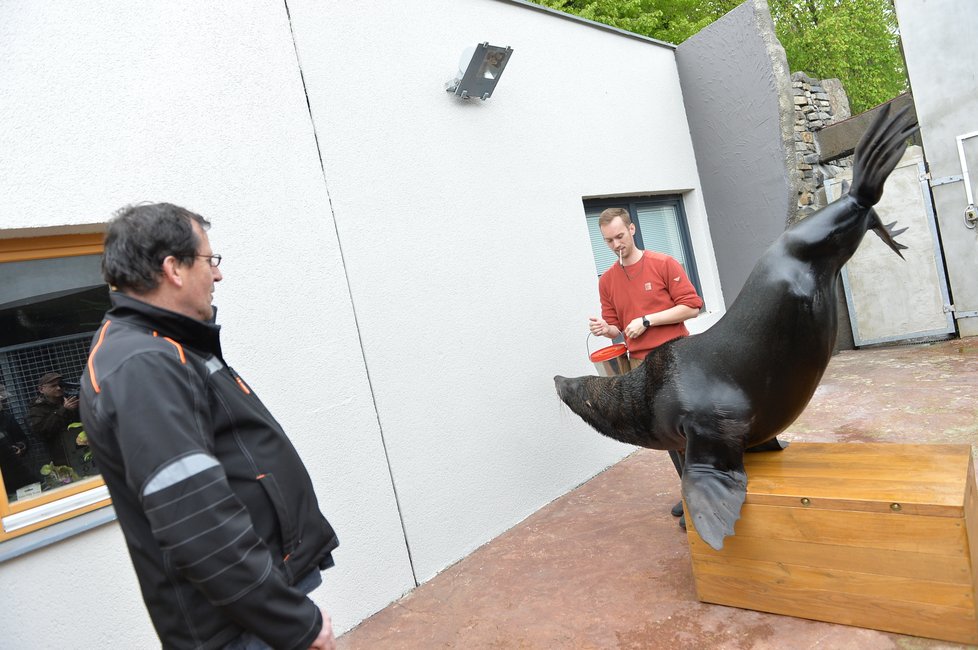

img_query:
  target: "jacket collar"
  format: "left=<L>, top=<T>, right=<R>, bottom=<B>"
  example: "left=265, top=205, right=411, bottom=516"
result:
left=107, top=291, right=223, bottom=359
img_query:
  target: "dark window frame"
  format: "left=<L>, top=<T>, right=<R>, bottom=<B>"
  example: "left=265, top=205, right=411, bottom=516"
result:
left=584, top=194, right=702, bottom=295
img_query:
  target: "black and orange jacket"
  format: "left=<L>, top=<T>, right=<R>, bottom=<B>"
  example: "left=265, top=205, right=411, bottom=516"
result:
left=81, top=292, right=338, bottom=650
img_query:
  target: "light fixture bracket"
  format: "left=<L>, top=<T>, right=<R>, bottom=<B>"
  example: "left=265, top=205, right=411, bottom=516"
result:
left=446, top=42, right=513, bottom=101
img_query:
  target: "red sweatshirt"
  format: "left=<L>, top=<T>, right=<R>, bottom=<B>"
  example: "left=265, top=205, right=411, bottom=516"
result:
left=599, top=250, right=704, bottom=359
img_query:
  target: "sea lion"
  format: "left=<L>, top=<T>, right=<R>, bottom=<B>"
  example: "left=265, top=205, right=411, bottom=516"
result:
left=555, top=105, right=918, bottom=550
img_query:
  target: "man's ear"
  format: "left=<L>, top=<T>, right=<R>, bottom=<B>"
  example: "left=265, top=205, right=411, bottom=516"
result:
left=160, top=256, right=185, bottom=288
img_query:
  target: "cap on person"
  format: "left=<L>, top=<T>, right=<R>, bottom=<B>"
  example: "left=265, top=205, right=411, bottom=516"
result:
left=37, top=372, right=63, bottom=388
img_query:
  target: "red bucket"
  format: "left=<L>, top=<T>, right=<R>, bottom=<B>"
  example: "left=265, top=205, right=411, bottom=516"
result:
left=589, top=342, right=632, bottom=377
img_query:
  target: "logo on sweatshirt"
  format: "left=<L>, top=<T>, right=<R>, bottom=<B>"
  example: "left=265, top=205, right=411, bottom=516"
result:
left=644, top=282, right=652, bottom=291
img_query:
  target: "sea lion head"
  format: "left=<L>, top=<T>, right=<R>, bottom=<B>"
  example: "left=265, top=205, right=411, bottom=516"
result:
left=553, top=369, right=655, bottom=448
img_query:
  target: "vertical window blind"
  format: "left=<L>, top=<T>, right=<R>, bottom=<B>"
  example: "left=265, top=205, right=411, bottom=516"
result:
left=583, top=197, right=696, bottom=287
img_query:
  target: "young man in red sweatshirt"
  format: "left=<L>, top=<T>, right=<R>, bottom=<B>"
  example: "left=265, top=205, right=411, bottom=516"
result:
left=588, top=207, right=703, bottom=526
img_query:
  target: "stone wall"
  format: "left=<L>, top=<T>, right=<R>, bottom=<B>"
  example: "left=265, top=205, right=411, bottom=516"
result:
left=790, top=72, right=851, bottom=223
left=789, top=71, right=856, bottom=351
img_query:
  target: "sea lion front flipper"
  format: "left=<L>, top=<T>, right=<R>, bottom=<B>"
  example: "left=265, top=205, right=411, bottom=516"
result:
left=681, top=434, right=747, bottom=551
left=682, top=463, right=747, bottom=550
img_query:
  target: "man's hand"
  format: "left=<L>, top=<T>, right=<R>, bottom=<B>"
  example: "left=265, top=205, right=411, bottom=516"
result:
left=63, top=396, right=79, bottom=410
left=308, top=609, right=336, bottom=650
left=589, top=317, right=611, bottom=337
left=623, top=316, right=649, bottom=339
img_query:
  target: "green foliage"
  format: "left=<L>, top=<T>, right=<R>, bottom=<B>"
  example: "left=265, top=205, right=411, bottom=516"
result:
left=536, top=0, right=741, bottom=42
left=536, top=0, right=665, bottom=37
left=39, top=462, right=80, bottom=486
left=534, top=0, right=907, bottom=114
left=770, top=0, right=907, bottom=114
left=648, top=0, right=744, bottom=43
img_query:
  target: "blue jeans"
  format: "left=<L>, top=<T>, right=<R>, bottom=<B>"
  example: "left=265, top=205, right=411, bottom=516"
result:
left=223, top=570, right=324, bottom=650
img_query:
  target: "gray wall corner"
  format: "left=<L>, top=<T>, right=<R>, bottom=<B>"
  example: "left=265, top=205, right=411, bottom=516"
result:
left=750, top=0, right=804, bottom=227
left=675, top=0, right=797, bottom=307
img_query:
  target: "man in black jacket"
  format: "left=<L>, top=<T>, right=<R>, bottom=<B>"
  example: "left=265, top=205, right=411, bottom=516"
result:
left=80, top=203, right=339, bottom=650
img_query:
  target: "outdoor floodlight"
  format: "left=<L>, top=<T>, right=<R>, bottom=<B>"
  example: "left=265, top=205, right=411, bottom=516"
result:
left=446, top=42, right=513, bottom=100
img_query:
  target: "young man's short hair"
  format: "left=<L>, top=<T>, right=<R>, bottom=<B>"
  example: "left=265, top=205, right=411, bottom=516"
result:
left=598, top=207, right=632, bottom=227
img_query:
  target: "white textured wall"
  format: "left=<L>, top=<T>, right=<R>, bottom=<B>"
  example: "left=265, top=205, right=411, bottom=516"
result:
left=1, top=524, right=157, bottom=646
left=0, top=0, right=722, bottom=643
left=287, top=0, right=722, bottom=582
left=0, top=2, right=413, bottom=644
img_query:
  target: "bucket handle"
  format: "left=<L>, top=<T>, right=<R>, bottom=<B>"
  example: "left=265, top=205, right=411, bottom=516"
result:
left=588, top=331, right=630, bottom=360
left=586, top=332, right=607, bottom=358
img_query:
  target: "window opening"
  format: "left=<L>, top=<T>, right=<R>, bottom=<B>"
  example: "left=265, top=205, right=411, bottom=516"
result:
left=583, top=195, right=701, bottom=296
left=0, top=236, right=110, bottom=542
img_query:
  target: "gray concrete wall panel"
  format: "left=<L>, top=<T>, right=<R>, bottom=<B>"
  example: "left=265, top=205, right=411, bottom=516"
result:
left=894, top=0, right=978, bottom=337
left=676, top=0, right=799, bottom=307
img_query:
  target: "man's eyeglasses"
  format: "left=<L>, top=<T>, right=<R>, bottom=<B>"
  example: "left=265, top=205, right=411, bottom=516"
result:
left=195, top=254, right=222, bottom=268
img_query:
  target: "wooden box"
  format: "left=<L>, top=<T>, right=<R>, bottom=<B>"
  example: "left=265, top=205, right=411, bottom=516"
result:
left=687, top=443, right=978, bottom=644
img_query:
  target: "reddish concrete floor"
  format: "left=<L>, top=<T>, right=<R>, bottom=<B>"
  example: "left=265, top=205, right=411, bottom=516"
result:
left=338, top=338, right=978, bottom=649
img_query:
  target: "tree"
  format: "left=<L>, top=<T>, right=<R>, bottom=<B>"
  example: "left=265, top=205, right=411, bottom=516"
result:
left=534, top=0, right=907, bottom=114
left=770, top=0, right=906, bottom=114
left=535, top=1, right=741, bottom=43
left=534, top=0, right=665, bottom=38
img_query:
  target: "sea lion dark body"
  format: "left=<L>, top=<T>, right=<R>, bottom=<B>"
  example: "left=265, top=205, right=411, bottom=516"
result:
left=555, top=106, right=918, bottom=550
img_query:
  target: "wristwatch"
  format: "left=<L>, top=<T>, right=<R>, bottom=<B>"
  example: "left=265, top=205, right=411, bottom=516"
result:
left=642, top=316, right=651, bottom=328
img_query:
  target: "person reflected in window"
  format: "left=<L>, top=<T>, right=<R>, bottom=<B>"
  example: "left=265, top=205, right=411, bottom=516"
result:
left=587, top=207, right=703, bottom=529
left=28, top=371, right=80, bottom=470
left=1, top=383, right=36, bottom=494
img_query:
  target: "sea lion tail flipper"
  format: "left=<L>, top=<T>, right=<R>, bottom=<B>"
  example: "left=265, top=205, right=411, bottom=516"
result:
left=869, top=208, right=910, bottom=259
left=681, top=459, right=747, bottom=551
left=849, top=104, right=919, bottom=209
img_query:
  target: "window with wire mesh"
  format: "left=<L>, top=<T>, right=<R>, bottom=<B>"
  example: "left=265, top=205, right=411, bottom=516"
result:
left=1, top=253, right=109, bottom=501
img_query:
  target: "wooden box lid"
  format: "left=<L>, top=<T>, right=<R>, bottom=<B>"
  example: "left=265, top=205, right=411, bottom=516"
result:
left=743, top=443, right=973, bottom=517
